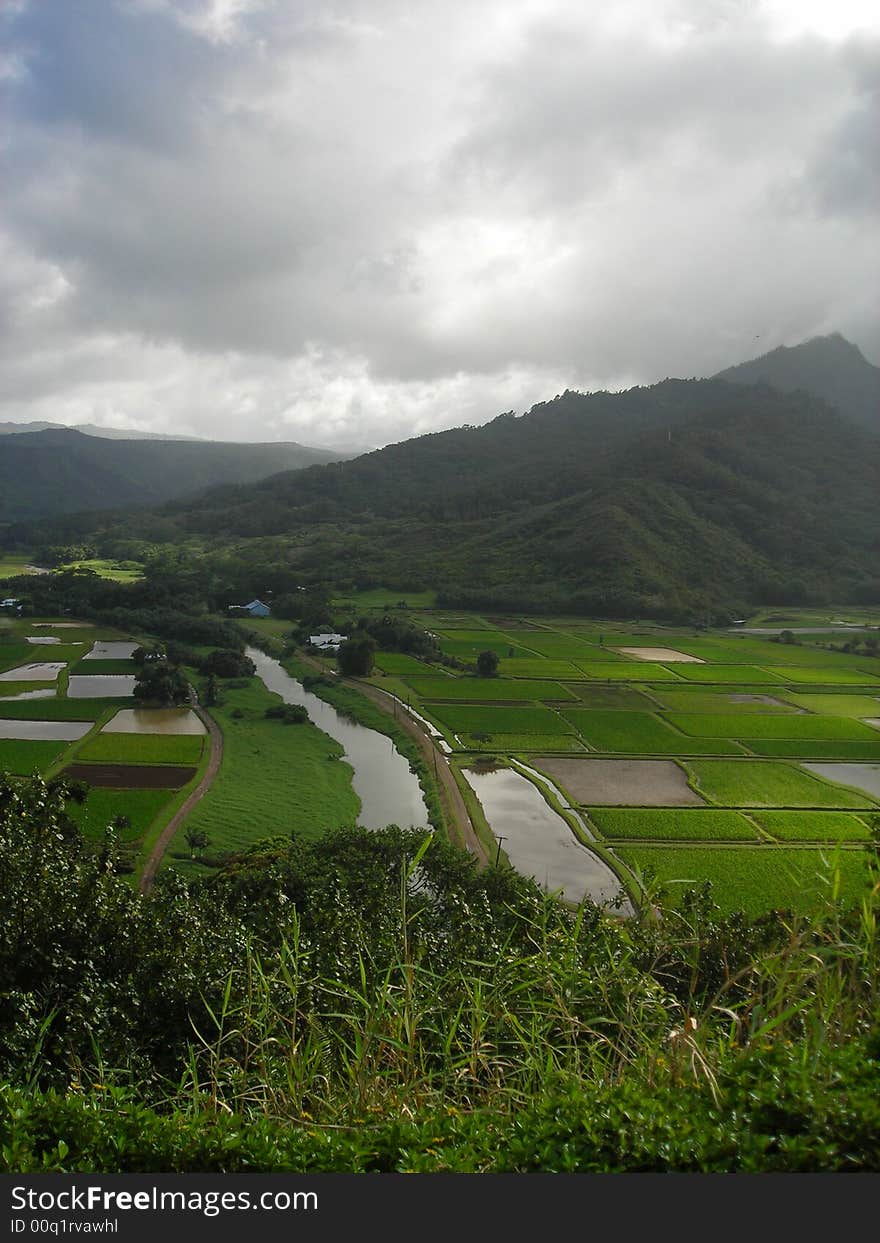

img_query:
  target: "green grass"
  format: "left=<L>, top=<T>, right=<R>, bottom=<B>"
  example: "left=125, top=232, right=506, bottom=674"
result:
left=765, top=666, right=880, bottom=685
left=752, top=811, right=872, bottom=843
left=686, top=760, right=875, bottom=808
left=0, top=554, right=36, bottom=577
left=457, top=733, right=587, bottom=753
left=0, top=683, right=50, bottom=699
left=786, top=693, right=880, bottom=717
left=75, top=733, right=205, bottom=766
left=0, top=738, right=69, bottom=775
left=617, top=844, right=873, bottom=915
left=560, top=710, right=744, bottom=755
left=66, top=788, right=174, bottom=844
left=423, top=704, right=572, bottom=736
left=742, top=739, right=880, bottom=759
left=406, top=676, right=574, bottom=702
left=330, top=586, right=437, bottom=610
left=373, top=652, right=439, bottom=675
left=438, top=635, right=535, bottom=660
left=587, top=807, right=761, bottom=841
left=670, top=665, right=786, bottom=684
left=668, top=713, right=880, bottom=740
left=498, top=632, right=598, bottom=659
left=170, top=678, right=361, bottom=861
left=576, top=662, right=682, bottom=681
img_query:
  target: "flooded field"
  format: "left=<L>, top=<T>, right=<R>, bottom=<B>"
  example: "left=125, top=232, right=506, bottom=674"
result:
left=0, top=688, right=55, bottom=701
left=83, top=642, right=139, bottom=660
left=463, top=765, right=629, bottom=908
left=68, top=675, right=137, bottom=698
left=533, top=757, right=706, bottom=806
left=26, top=636, right=62, bottom=645
left=801, top=763, right=880, bottom=802
left=62, top=763, right=197, bottom=788
left=33, top=622, right=95, bottom=629
left=0, top=663, right=65, bottom=682
left=0, top=720, right=92, bottom=741
left=616, top=647, right=704, bottom=662
left=102, top=708, right=206, bottom=735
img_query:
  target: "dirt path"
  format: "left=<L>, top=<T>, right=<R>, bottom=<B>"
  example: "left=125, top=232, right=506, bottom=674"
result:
left=298, top=651, right=486, bottom=863
left=139, top=702, right=222, bottom=894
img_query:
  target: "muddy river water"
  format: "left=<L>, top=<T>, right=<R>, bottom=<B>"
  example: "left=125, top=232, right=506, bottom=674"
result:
left=247, top=647, right=429, bottom=830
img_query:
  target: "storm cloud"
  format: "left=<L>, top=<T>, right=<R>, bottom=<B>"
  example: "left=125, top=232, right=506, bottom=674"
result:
left=2, top=0, right=878, bottom=447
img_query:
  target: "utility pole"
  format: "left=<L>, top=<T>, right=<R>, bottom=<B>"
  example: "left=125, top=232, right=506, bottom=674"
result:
left=494, top=835, right=507, bottom=867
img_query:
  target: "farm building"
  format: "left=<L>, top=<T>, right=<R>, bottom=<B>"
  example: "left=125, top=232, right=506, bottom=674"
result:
left=228, top=599, right=271, bottom=617
left=309, top=633, right=348, bottom=652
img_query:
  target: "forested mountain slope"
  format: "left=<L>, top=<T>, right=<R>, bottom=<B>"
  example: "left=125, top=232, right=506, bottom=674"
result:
left=715, top=333, right=879, bottom=433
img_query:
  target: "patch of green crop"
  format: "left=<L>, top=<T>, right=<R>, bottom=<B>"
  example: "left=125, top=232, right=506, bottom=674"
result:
left=438, top=636, right=535, bottom=660
left=686, top=760, right=873, bottom=808
left=670, top=665, right=786, bottom=684
left=76, top=734, right=205, bottom=766
left=503, top=659, right=586, bottom=680
left=752, top=811, right=871, bottom=843
left=650, top=690, right=799, bottom=713
left=66, top=788, right=173, bottom=844
left=373, top=652, right=438, bottom=675
left=501, top=632, right=600, bottom=659
left=588, top=808, right=760, bottom=841
left=766, top=666, right=880, bottom=685
left=423, top=704, right=572, bottom=736
left=668, top=713, right=879, bottom=740
left=406, top=676, right=574, bottom=702
left=458, top=732, right=586, bottom=753
left=561, top=710, right=744, bottom=755
left=562, top=685, right=656, bottom=710
left=0, top=683, right=49, bottom=699
left=786, top=694, right=880, bottom=717
left=0, top=738, right=69, bottom=775
left=617, top=844, right=873, bottom=915
left=576, top=662, right=682, bottom=681
left=0, top=645, right=34, bottom=673
left=744, top=740, right=880, bottom=760
left=0, top=698, right=115, bottom=720
left=71, top=659, right=136, bottom=676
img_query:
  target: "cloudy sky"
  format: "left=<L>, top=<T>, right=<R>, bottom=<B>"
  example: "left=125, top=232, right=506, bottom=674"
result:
left=2, top=0, right=878, bottom=448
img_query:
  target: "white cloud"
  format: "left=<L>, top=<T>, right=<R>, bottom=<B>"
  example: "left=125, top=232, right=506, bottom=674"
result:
left=1, top=0, right=877, bottom=447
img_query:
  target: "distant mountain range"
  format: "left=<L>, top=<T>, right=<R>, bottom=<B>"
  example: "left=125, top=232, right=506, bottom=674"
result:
left=3, top=333, right=878, bottom=616
left=0, top=428, right=345, bottom=522
left=0, top=421, right=202, bottom=441
left=714, top=333, right=879, bottom=433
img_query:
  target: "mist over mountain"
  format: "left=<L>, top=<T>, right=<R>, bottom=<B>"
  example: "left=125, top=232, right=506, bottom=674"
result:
left=714, top=333, right=879, bottom=433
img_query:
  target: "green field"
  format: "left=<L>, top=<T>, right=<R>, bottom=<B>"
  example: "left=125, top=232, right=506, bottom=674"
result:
left=744, top=740, right=880, bottom=759
left=752, top=811, right=872, bottom=842
left=765, top=666, right=880, bottom=685
left=66, top=788, right=174, bottom=844
left=407, top=676, right=574, bottom=702
left=686, top=760, right=874, bottom=808
left=75, top=733, right=205, bottom=766
left=562, top=685, right=657, bottom=709
left=588, top=808, right=761, bottom=841
left=786, top=694, right=880, bottom=717
left=438, top=635, right=535, bottom=660
left=424, top=703, right=572, bottom=736
left=501, top=659, right=587, bottom=680
left=331, top=587, right=437, bottom=610
left=0, top=737, right=69, bottom=774
left=0, top=555, right=35, bottom=577
left=0, top=644, right=34, bottom=672
left=170, top=678, right=361, bottom=862
left=60, top=559, right=144, bottom=583
left=71, top=658, right=136, bottom=675
left=456, top=732, right=587, bottom=753
left=561, top=710, right=744, bottom=755
left=0, top=697, right=115, bottom=720
left=577, top=662, right=682, bottom=681
left=0, top=683, right=49, bottom=698
left=497, top=633, right=599, bottom=659
left=650, top=690, right=800, bottom=713
left=373, top=652, right=439, bottom=675
left=668, top=713, right=879, bottom=740
left=616, top=844, right=873, bottom=915
left=670, top=665, right=785, bottom=684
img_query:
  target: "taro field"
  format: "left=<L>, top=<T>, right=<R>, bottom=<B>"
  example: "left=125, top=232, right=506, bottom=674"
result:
left=355, top=607, right=880, bottom=914
left=0, top=616, right=209, bottom=870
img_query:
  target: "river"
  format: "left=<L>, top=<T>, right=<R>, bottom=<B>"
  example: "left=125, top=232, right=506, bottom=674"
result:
left=247, top=646, right=429, bottom=830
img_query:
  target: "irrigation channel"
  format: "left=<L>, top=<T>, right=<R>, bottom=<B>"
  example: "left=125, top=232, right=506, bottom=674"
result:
left=247, top=647, right=429, bottom=830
